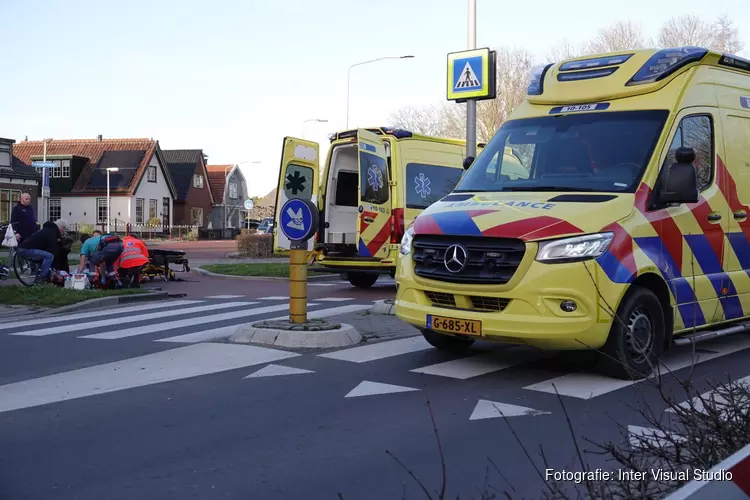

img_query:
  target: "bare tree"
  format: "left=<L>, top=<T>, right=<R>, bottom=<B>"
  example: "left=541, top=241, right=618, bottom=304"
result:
left=658, top=15, right=714, bottom=48
left=388, top=105, right=448, bottom=137
left=545, top=39, right=589, bottom=64
left=588, top=20, right=645, bottom=53
left=711, top=14, right=744, bottom=54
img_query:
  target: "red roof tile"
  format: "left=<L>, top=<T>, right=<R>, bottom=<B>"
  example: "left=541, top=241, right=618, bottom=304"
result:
left=206, top=164, right=232, bottom=202
left=12, top=138, right=160, bottom=195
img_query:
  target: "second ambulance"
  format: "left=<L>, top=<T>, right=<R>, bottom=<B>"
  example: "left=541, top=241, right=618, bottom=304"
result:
left=396, top=47, right=750, bottom=379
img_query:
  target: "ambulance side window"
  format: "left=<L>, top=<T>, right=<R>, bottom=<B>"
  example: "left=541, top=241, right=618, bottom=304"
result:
left=662, top=115, right=714, bottom=191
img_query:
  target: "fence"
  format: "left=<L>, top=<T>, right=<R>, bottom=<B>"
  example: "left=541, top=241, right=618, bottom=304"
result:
left=67, top=220, right=201, bottom=241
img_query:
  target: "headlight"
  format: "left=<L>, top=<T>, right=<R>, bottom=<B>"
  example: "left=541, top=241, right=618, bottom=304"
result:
left=536, top=232, right=614, bottom=263
left=400, top=226, right=415, bottom=256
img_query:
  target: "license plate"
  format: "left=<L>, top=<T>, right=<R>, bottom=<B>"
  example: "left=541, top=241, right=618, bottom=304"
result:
left=426, top=315, right=482, bottom=336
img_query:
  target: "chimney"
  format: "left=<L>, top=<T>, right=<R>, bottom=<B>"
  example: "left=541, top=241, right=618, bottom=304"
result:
left=97, top=134, right=103, bottom=142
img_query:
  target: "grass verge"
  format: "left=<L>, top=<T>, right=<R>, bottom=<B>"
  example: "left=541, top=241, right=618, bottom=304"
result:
left=201, top=263, right=292, bottom=277
left=0, top=285, right=148, bottom=307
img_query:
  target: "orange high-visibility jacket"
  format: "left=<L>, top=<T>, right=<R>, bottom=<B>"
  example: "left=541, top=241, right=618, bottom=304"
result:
left=118, top=236, right=149, bottom=268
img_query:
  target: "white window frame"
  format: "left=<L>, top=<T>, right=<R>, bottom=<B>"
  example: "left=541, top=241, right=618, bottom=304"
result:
left=148, top=199, right=157, bottom=220
left=96, top=198, right=108, bottom=224
left=135, top=198, right=144, bottom=224
left=193, top=174, right=204, bottom=188
left=49, top=198, right=62, bottom=221
left=61, top=159, right=70, bottom=178
left=228, top=182, right=238, bottom=199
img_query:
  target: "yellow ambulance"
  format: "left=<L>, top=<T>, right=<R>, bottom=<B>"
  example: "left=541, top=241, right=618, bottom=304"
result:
left=273, top=127, right=488, bottom=288
left=395, top=46, right=750, bottom=379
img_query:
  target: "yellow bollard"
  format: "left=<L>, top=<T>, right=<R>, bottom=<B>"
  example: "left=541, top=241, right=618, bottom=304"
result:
left=289, top=247, right=307, bottom=324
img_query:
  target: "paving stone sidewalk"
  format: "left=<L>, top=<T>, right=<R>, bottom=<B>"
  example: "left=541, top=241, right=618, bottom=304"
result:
left=326, top=309, right=418, bottom=342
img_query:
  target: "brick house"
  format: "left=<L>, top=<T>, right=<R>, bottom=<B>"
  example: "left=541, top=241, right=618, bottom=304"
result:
left=0, top=137, right=40, bottom=224
left=13, top=137, right=178, bottom=228
left=162, top=149, right=214, bottom=227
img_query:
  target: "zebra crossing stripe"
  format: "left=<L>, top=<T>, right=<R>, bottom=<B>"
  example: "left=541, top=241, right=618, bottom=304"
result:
left=82, top=303, right=321, bottom=340
left=319, top=336, right=432, bottom=363
left=0, top=300, right=203, bottom=331
left=0, top=343, right=299, bottom=414
left=11, top=302, right=257, bottom=337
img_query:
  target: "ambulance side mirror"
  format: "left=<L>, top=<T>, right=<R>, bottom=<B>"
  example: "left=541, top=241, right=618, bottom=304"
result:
left=463, top=157, right=474, bottom=170
left=658, top=147, right=699, bottom=205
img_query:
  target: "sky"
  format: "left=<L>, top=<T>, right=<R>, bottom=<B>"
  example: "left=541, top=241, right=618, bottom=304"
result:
left=1, top=0, right=749, bottom=198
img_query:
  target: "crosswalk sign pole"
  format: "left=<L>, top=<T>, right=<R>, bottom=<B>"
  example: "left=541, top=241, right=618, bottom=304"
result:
left=466, top=0, right=477, bottom=159
left=279, top=198, right=319, bottom=325
left=289, top=241, right=308, bottom=324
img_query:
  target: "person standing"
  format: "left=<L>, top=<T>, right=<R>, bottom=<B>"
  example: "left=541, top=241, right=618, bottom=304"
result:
left=10, top=193, right=36, bottom=243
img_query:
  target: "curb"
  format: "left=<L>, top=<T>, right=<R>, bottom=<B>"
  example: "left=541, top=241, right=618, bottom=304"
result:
left=38, top=291, right=173, bottom=316
left=229, top=323, right=362, bottom=348
left=194, top=267, right=338, bottom=281
left=370, top=299, right=396, bottom=315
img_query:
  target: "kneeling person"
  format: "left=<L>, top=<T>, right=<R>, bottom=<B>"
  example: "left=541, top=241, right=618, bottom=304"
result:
left=117, top=234, right=149, bottom=287
left=91, top=233, right=124, bottom=287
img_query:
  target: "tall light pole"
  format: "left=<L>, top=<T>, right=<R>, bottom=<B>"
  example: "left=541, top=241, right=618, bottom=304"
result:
left=466, top=0, right=477, bottom=159
left=302, top=118, right=328, bottom=138
left=106, top=167, right=119, bottom=233
left=41, top=138, right=52, bottom=221
left=346, top=55, right=414, bottom=128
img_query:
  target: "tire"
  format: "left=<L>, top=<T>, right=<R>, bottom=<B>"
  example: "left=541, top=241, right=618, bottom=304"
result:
left=13, top=252, right=38, bottom=287
left=596, top=287, right=666, bottom=380
left=421, top=329, right=475, bottom=351
left=347, top=272, right=378, bottom=289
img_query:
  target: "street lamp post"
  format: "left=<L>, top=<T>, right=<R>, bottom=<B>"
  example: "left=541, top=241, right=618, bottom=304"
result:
left=346, top=55, right=414, bottom=128
left=106, top=167, right=119, bottom=233
left=41, top=138, right=52, bottom=221
left=302, top=118, right=328, bottom=138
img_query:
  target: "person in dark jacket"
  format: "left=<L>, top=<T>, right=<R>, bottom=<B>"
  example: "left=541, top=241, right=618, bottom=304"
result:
left=9, top=193, right=37, bottom=243
left=17, top=219, right=67, bottom=284
left=53, top=236, right=74, bottom=274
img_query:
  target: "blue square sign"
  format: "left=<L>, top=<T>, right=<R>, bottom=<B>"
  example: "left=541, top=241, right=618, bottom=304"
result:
left=446, top=48, right=495, bottom=102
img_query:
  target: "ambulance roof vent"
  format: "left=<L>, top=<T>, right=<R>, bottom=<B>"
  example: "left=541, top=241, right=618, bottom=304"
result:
left=626, top=46, right=708, bottom=86
left=558, top=53, right=634, bottom=72
left=330, top=127, right=413, bottom=142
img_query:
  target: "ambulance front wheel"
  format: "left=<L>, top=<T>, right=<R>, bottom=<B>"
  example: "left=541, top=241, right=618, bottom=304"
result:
left=347, top=272, right=378, bottom=289
left=420, top=329, right=475, bottom=351
left=597, top=287, right=666, bottom=381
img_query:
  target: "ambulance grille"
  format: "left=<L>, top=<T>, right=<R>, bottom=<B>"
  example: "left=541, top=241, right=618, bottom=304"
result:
left=412, top=236, right=526, bottom=285
left=470, top=296, right=511, bottom=312
left=424, top=291, right=456, bottom=308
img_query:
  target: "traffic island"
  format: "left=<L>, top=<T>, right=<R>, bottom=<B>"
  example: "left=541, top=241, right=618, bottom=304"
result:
left=229, top=319, right=362, bottom=348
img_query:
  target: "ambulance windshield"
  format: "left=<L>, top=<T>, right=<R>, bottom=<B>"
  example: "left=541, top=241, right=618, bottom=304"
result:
left=455, top=110, right=669, bottom=194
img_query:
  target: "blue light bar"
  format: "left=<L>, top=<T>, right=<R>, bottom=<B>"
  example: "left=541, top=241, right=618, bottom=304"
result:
left=626, top=47, right=708, bottom=86
left=559, top=54, right=633, bottom=72
left=557, top=67, right=618, bottom=81
left=527, top=63, right=553, bottom=95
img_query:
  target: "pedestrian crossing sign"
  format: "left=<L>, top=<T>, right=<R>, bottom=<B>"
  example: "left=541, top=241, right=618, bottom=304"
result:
left=446, top=48, right=496, bottom=102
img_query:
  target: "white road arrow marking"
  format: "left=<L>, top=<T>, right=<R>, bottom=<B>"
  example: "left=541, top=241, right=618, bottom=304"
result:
left=469, top=399, right=550, bottom=420
left=245, top=364, right=314, bottom=378
left=345, top=381, right=420, bottom=398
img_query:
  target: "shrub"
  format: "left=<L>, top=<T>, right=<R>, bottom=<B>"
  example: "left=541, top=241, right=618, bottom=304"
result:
left=77, top=223, right=95, bottom=235
left=236, top=233, right=273, bottom=258
left=146, top=217, right=162, bottom=227
left=186, top=228, right=199, bottom=241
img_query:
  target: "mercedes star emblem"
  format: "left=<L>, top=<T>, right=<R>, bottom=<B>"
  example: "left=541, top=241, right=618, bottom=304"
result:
left=444, top=244, right=468, bottom=273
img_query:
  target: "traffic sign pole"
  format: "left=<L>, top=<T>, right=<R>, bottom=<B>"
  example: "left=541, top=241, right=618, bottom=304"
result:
left=278, top=198, right=319, bottom=325
left=289, top=240, right=308, bottom=324
left=466, top=0, right=477, bottom=159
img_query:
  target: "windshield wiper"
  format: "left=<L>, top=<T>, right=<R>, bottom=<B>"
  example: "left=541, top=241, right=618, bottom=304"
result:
left=501, top=186, right=599, bottom=192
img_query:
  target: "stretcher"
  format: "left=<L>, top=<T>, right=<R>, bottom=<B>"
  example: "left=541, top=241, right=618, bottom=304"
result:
left=140, top=249, right=191, bottom=282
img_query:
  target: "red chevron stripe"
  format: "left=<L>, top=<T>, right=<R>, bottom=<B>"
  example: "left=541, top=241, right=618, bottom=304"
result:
left=366, top=219, right=392, bottom=256
left=482, top=216, right=567, bottom=239
left=359, top=211, right=378, bottom=232
left=634, top=183, right=684, bottom=273
left=716, top=156, right=750, bottom=240
left=523, top=220, right=583, bottom=240
left=687, top=196, right=725, bottom=268
left=413, top=214, right=443, bottom=235
left=602, top=222, right=637, bottom=275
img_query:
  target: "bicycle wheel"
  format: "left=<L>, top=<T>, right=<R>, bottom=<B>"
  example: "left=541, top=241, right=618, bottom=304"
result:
left=13, top=252, right=40, bottom=287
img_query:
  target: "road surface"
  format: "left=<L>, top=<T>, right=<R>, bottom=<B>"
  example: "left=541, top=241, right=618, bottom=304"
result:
left=1, top=279, right=749, bottom=499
